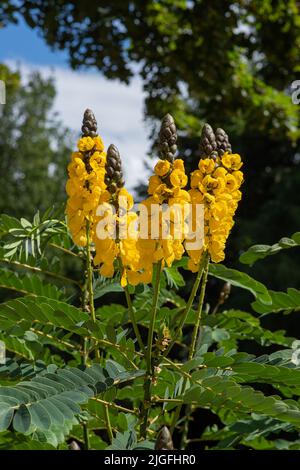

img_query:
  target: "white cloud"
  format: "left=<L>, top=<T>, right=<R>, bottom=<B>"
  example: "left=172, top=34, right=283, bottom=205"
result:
left=5, top=61, right=152, bottom=192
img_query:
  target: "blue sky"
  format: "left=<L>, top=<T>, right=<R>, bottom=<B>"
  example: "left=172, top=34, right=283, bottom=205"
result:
left=0, top=18, right=68, bottom=65
left=0, top=19, right=150, bottom=190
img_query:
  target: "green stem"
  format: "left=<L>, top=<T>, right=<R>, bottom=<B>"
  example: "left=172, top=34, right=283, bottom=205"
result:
left=146, top=261, right=162, bottom=373
left=1, top=258, right=80, bottom=286
left=82, top=423, right=90, bottom=450
left=140, top=261, right=162, bottom=438
left=162, top=255, right=206, bottom=360
left=86, top=223, right=100, bottom=361
left=81, top=260, right=90, bottom=450
left=81, top=223, right=106, bottom=448
left=124, top=284, right=145, bottom=352
left=170, top=253, right=210, bottom=444
left=104, top=404, right=113, bottom=443
left=49, top=242, right=83, bottom=259
left=188, top=253, right=210, bottom=360
left=92, top=397, right=137, bottom=415
left=86, top=223, right=96, bottom=324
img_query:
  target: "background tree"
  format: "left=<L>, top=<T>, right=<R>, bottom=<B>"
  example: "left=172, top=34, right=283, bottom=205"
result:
left=0, top=63, right=72, bottom=219
left=0, top=0, right=300, bottom=301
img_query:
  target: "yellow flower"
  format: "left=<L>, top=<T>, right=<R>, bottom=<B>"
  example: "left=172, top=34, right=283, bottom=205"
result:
left=140, top=155, right=190, bottom=281
left=154, top=159, right=171, bottom=177
left=93, top=136, right=105, bottom=151
left=190, top=170, right=204, bottom=189
left=231, top=154, right=243, bottom=170
left=198, top=158, right=215, bottom=174
left=187, top=146, right=244, bottom=270
left=90, top=151, right=106, bottom=169
left=66, top=178, right=82, bottom=197
left=68, top=157, right=87, bottom=180
left=93, top=181, right=140, bottom=285
left=221, top=152, right=243, bottom=171
left=66, top=132, right=107, bottom=247
left=200, top=175, right=218, bottom=193
left=232, top=170, right=244, bottom=186
left=221, top=152, right=232, bottom=169
left=173, top=159, right=185, bottom=171
left=77, top=136, right=95, bottom=152
left=213, top=167, right=227, bottom=179
left=73, top=231, right=87, bottom=247
left=225, top=173, right=238, bottom=192
left=153, top=183, right=173, bottom=203
left=148, top=175, right=162, bottom=195
left=118, top=187, right=134, bottom=210
left=169, top=169, right=188, bottom=188
left=189, top=188, right=204, bottom=204
left=169, top=188, right=190, bottom=206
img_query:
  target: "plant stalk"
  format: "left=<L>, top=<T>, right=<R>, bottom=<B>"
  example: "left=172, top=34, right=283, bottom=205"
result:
left=188, top=253, right=210, bottom=360
left=123, top=284, right=145, bottom=352
left=104, top=404, right=113, bottom=443
left=140, top=261, right=162, bottom=438
left=169, top=253, right=210, bottom=445
left=162, top=255, right=206, bottom=360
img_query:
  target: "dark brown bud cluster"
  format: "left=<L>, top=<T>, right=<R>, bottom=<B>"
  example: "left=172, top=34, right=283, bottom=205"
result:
left=216, top=128, right=232, bottom=155
left=199, top=123, right=232, bottom=159
left=158, top=114, right=178, bottom=162
left=199, top=123, right=218, bottom=159
left=155, top=426, right=174, bottom=450
left=105, top=144, right=125, bottom=194
left=81, top=108, right=98, bottom=137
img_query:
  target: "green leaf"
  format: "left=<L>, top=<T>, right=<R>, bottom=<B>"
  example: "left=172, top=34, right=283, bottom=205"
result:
left=240, top=233, right=300, bottom=265
left=13, top=404, right=31, bottom=433
left=0, top=405, right=14, bottom=431
left=252, top=289, right=300, bottom=314
left=163, top=266, right=185, bottom=289
left=183, top=376, right=300, bottom=427
left=107, top=429, right=141, bottom=450
left=209, top=264, right=271, bottom=305
left=0, top=269, right=64, bottom=299
left=0, top=214, right=22, bottom=237
left=0, top=296, right=89, bottom=340
left=93, top=278, right=123, bottom=299
left=0, top=363, right=140, bottom=443
left=206, top=309, right=294, bottom=348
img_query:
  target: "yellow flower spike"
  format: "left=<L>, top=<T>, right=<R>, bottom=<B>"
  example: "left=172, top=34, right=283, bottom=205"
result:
left=186, top=124, right=244, bottom=270
left=139, top=114, right=189, bottom=281
left=66, top=109, right=107, bottom=247
left=93, top=144, right=141, bottom=287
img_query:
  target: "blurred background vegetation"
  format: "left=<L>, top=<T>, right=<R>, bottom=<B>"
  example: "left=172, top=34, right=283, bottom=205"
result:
left=0, top=0, right=300, bottom=321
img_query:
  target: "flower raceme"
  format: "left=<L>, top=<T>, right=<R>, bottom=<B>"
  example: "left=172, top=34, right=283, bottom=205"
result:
left=137, top=114, right=191, bottom=281
left=93, top=144, right=141, bottom=287
left=65, top=112, right=243, bottom=284
left=66, top=109, right=106, bottom=246
left=186, top=124, right=244, bottom=271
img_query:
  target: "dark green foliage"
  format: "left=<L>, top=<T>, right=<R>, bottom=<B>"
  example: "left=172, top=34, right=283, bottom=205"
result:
left=0, top=212, right=300, bottom=449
